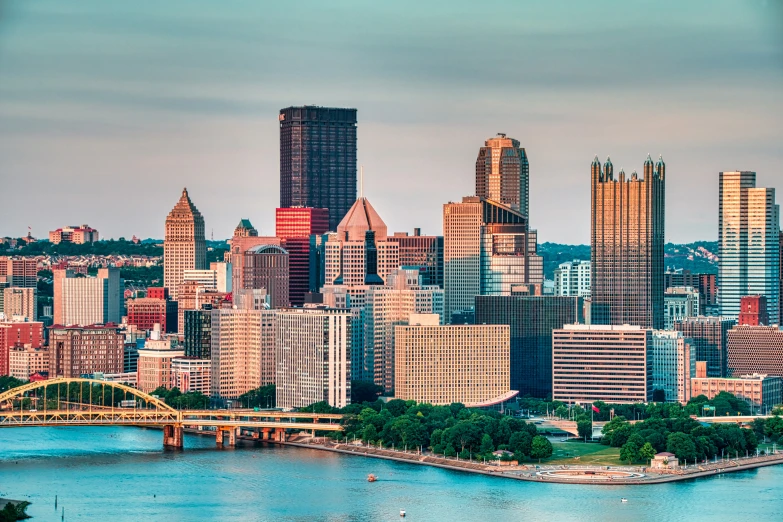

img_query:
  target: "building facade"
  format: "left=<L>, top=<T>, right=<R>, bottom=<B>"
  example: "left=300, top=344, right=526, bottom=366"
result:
left=137, top=343, right=184, bottom=393
left=276, top=207, right=330, bottom=306
left=552, top=324, right=652, bottom=404
left=692, top=373, right=782, bottom=411
left=279, top=106, right=357, bottom=230
left=53, top=268, right=122, bottom=326
left=475, top=294, right=583, bottom=398
left=361, top=268, right=445, bottom=391
left=0, top=257, right=37, bottom=288
left=0, top=321, right=44, bottom=376
left=49, top=225, right=99, bottom=244
left=739, top=295, right=769, bottom=326
left=183, top=307, right=213, bottom=359
left=2, top=287, right=37, bottom=321
left=475, top=133, right=529, bottom=217
left=8, top=345, right=49, bottom=380
left=444, top=197, right=542, bottom=322
left=389, top=230, right=444, bottom=288
left=664, top=269, right=717, bottom=315
left=176, top=282, right=229, bottom=335
left=183, top=262, right=232, bottom=293
left=50, top=325, right=124, bottom=378
left=554, top=260, right=591, bottom=297
left=243, top=245, right=290, bottom=308
left=650, top=330, right=695, bottom=404
left=126, top=297, right=168, bottom=333
left=171, top=357, right=212, bottom=395
left=164, top=188, right=207, bottom=299
left=275, top=307, right=351, bottom=409
left=664, top=287, right=700, bottom=330
left=324, top=197, right=399, bottom=289
left=727, top=325, right=783, bottom=377
left=394, top=319, right=512, bottom=406
left=718, top=171, right=780, bottom=321
left=590, top=155, right=665, bottom=329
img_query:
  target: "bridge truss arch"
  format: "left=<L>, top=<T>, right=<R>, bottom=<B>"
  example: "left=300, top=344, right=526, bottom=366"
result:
left=0, top=377, right=176, bottom=412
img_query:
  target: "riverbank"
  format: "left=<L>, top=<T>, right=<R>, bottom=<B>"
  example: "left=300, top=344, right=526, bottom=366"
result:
left=282, top=439, right=783, bottom=485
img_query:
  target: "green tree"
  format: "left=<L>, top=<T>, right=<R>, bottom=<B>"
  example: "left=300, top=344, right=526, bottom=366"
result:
left=639, top=442, right=656, bottom=463
left=508, top=431, right=533, bottom=456
left=363, top=424, right=378, bottom=444
left=351, top=381, right=383, bottom=404
left=577, top=418, right=592, bottom=440
left=666, top=432, right=697, bottom=462
left=479, top=433, right=494, bottom=457
left=764, top=416, right=783, bottom=442
left=620, top=439, right=640, bottom=463
left=530, top=435, right=553, bottom=462
left=444, top=444, right=457, bottom=457
left=237, top=385, right=275, bottom=408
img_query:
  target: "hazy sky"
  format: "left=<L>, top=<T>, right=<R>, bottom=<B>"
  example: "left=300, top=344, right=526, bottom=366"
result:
left=1, top=0, right=781, bottom=244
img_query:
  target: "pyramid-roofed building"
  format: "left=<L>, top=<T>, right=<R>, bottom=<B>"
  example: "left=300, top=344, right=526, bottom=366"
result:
left=336, top=197, right=388, bottom=242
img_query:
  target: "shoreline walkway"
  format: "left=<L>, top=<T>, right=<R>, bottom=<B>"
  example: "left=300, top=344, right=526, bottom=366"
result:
left=283, top=439, right=783, bottom=485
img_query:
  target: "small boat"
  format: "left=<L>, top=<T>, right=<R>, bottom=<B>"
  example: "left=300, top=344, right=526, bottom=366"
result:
left=400, top=510, right=406, bottom=517
left=367, top=474, right=377, bottom=482
left=621, top=498, right=628, bottom=503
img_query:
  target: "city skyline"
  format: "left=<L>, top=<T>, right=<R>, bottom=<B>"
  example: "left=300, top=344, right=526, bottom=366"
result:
left=1, top=1, right=781, bottom=244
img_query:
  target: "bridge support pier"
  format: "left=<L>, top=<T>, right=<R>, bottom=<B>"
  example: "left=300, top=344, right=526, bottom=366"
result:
left=273, top=428, right=287, bottom=442
left=261, top=428, right=272, bottom=441
left=216, top=427, right=236, bottom=447
left=163, top=425, right=183, bottom=449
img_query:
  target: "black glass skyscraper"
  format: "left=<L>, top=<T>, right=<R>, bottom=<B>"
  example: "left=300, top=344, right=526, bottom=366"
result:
left=279, top=106, right=357, bottom=230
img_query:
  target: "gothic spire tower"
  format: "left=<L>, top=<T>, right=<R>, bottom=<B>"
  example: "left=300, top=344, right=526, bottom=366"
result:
left=591, top=154, right=665, bottom=329
left=164, top=188, right=206, bottom=299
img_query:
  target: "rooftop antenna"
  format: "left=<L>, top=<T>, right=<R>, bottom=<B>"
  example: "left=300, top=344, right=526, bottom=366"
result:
left=360, top=165, right=364, bottom=198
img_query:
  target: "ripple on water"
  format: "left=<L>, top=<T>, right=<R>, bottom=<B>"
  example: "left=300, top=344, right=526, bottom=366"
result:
left=1, top=427, right=783, bottom=522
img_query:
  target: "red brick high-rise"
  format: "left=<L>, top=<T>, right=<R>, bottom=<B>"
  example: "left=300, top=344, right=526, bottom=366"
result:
left=739, top=295, right=769, bottom=326
left=276, top=208, right=330, bottom=306
left=0, top=257, right=38, bottom=288
left=0, top=321, right=44, bottom=376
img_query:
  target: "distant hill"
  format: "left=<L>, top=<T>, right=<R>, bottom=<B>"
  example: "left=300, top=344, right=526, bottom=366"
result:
left=539, top=241, right=719, bottom=280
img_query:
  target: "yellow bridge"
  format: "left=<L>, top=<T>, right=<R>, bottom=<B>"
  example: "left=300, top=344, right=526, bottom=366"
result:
left=0, top=378, right=343, bottom=448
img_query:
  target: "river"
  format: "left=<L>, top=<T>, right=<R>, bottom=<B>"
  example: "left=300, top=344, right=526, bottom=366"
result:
left=1, top=427, right=782, bottom=521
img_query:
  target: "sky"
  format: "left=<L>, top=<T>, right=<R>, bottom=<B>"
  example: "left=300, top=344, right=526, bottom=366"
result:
left=0, top=0, right=781, bottom=244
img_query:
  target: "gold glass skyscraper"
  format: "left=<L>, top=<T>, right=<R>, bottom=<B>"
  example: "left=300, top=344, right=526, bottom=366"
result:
left=591, top=154, right=665, bottom=329
left=164, top=188, right=206, bottom=299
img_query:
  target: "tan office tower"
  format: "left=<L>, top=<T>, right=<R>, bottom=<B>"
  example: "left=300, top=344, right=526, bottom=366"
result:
left=394, top=318, right=512, bottom=406
left=275, top=307, right=351, bottom=409
left=475, top=133, right=529, bottom=217
left=444, top=197, right=542, bottom=322
left=591, top=155, right=665, bottom=329
left=164, top=188, right=206, bottom=299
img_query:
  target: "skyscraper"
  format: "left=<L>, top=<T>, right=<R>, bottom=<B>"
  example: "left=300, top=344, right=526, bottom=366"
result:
left=475, top=133, right=529, bottom=217
left=443, top=197, right=542, bottom=322
left=718, top=172, right=780, bottom=321
left=276, top=207, right=330, bottom=306
left=388, top=229, right=444, bottom=287
left=591, top=154, right=666, bottom=329
left=674, top=316, right=735, bottom=378
left=279, top=106, right=357, bottom=230
left=164, top=188, right=206, bottom=299
left=243, top=245, right=290, bottom=308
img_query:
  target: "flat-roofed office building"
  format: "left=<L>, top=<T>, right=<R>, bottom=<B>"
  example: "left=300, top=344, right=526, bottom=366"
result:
left=395, top=318, right=513, bottom=406
left=553, top=324, right=652, bottom=403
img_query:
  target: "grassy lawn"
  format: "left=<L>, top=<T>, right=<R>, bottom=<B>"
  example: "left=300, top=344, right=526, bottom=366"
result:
left=540, top=442, right=624, bottom=466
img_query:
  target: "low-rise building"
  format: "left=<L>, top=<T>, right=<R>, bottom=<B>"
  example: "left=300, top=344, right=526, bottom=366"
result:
left=691, top=373, right=782, bottom=410
left=49, top=225, right=99, bottom=244
left=8, top=344, right=49, bottom=380
left=172, top=357, right=211, bottom=395
left=137, top=337, right=184, bottom=393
